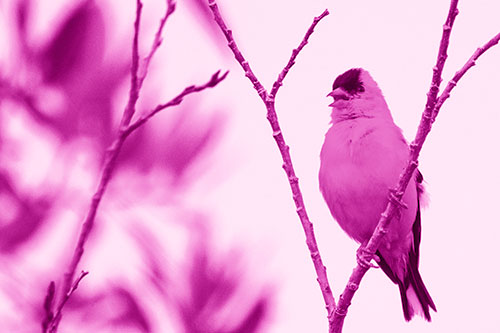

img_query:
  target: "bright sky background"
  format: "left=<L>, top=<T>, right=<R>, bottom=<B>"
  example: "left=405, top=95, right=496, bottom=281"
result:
left=2, top=0, right=499, bottom=332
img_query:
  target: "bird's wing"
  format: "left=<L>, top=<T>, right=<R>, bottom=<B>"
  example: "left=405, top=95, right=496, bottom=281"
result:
left=413, top=169, right=424, bottom=263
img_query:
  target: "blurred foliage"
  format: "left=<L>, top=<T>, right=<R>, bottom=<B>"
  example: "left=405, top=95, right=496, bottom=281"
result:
left=0, top=0, right=271, bottom=332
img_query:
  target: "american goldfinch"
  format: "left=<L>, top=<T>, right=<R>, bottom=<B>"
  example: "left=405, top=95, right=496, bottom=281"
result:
left=319, top=68, right=436, bottom=321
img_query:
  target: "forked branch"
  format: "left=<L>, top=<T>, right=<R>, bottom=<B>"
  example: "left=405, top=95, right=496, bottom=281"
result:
left=208, top=0, right=336, bottom=327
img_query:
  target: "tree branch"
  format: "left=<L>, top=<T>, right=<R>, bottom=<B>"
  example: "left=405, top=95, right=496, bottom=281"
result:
left=433, top=31, right=500, bottom=121
left=269, top=10, right=329, bottom=99
left=137, top=0, right=177, bottom=91
left=47, top=271, right=89, bottom=332
left=125, top=70, right=228, bottom=135
left=120, top=0, right=143, bottom=128
left=44, top=2, right=226, bottom=331
left=207, top=0, right=336, bottom=327
left=208, top=1, right=268, bottom=100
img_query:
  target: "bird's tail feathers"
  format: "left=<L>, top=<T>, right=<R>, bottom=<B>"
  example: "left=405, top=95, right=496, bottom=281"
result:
left=404, top=248, right=436, bottom=321
left=377, top=250, right=436, bottom=321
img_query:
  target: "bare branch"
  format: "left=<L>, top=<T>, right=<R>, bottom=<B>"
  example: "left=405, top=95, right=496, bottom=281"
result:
left=126, top=70, right=228, bottom=135
left=207, top=0, right=336, bottom=326
left=208, top=0, right=268, bottom=101
left=41, top=281, right=55, bottom=332
left=47, top=271, right=89, bottom=333
left=433, top=31, right=500, bottom=121
left=52, top=3, right=147, bottom=320
left=120, top=0, right=143, bottom=128
left=137, top=0, right=177, bottom=90
left=270, top=9, right=329, bottom=98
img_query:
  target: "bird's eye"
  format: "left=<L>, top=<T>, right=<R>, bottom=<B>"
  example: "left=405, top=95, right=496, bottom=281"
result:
left=332, top=68, right=365, bottom=95
left=334, top=94, right=349, bottom=101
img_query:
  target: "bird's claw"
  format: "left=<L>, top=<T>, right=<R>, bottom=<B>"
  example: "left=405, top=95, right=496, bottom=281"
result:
left=388, top=189, right=408, bottom=209
left=356, top=246, right=380, bottom=269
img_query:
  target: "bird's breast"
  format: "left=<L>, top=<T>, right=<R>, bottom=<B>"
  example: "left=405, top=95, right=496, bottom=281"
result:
left=319, top=118, right=413, bottom=243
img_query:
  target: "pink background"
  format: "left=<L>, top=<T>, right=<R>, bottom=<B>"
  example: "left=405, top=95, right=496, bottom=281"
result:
left=1, top=0, right=499, bottom=332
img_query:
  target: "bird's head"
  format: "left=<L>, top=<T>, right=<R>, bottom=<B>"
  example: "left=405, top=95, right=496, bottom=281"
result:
left=327, top=68, right=393, bottom=122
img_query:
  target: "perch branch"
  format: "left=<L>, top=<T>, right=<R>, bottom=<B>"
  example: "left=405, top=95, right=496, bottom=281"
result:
left=207, top=0, right=336, bottom=326
left=332, top=0, right=462, bottom=331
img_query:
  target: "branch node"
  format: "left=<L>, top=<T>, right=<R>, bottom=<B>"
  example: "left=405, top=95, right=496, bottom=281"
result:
left=256, top=86, right=267, bottom=96
left=378, top=226, right=388, bottom=235
left=388, top=189, right=408, bottom=209
left=266, top=95, right=275, bottom=104
left=334, top=305, right=347, bottom=317
left=346, top=282, right=359, bottom=291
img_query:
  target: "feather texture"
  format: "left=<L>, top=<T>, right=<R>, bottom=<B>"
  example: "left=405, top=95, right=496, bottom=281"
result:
left=319, top=68, right=436, bottom=321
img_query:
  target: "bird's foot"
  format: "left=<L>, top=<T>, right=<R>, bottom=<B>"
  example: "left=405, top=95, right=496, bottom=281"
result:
left=356, top=246, right=380, bottom=269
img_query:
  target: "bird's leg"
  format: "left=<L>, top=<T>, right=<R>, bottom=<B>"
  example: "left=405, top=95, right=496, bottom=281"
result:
left=356, top=245, right=380, bottom=269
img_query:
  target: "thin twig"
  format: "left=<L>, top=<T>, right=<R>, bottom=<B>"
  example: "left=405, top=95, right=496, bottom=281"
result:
left=126, top=70, right=228, bottom=135
left=269, top=10, right=329, bottom=98
left=433, top=31, right=500, bottom=121
left=137, top=0, right=177, bottom=90
left=331, top=1, right=460, bottom=331
left=51, top=2, right=146, bottom=321
left=48, top=271, right=89, bottom=332
left=121, top=0, right=143, bottom=128
left=44, top=1, right=227, bottom=331
left=207, top=0, right=336, bottom=326
left=41, top=281, right=55, bottom=332
left=208, top=1, right=268, bottom=101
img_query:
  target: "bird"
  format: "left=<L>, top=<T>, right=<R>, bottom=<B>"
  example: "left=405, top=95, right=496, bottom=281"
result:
left=318, top=68, right=436, bottom=321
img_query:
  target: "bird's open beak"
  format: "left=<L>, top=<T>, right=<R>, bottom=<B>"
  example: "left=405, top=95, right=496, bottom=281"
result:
left=327, top=88, right=349, bottom=106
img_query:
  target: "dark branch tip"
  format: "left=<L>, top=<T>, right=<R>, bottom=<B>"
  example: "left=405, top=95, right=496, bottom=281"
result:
left=208, top=70, right=229, bottom=87
left=44, top=281, right=56, bottom=311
